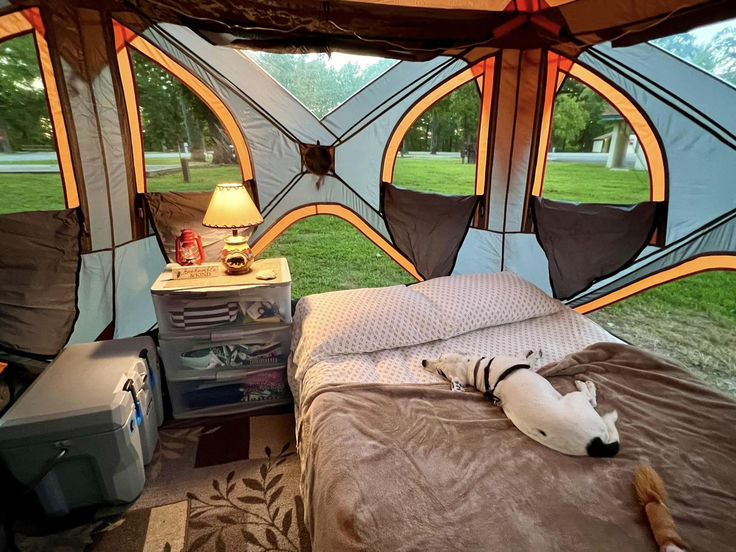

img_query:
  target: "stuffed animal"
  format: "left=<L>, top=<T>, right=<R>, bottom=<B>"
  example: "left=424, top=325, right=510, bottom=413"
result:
left=634, top=465, right=687, bottom=551
left=421, top=352, right=620, bottom=457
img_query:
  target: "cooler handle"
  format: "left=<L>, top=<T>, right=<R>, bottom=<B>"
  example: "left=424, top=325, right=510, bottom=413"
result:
left=123, top=378, right=143, bottom=427
left=139, top=349, right=155, bottom=389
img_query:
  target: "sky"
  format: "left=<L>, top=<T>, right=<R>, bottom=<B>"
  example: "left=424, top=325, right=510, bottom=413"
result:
left=686, top=16, right=736, bottom=43
left=245, top=50, right=385, bottom=70
left=319, top=52, right=384, bottom=69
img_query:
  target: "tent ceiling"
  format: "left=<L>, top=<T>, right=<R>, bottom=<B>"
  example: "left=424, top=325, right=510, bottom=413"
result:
left=92, top=0, right=736, bottom=60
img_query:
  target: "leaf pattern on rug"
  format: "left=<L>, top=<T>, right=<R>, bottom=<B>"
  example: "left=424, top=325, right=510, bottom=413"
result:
left=187, top=442, right=311, bottom=552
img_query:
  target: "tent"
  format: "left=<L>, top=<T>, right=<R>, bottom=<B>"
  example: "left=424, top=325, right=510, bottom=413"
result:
left=0, top=0, right=735, bottom=358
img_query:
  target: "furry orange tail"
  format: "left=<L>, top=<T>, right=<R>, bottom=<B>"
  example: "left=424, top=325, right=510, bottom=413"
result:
left=634, top=465, right=687, bottom=552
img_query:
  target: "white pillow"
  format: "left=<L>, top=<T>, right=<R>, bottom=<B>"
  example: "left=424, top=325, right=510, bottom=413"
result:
left=410, top=271, right=563, bottom=338
left=292, top=285, right=448, bottom=372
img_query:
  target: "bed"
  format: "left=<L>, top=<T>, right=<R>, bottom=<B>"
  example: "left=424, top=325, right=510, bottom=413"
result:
left=287, top=272, right=736, bottom=551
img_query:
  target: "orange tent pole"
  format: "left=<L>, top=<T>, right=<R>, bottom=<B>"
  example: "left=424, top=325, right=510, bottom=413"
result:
left=252, top=204, right=423, bottom=281
left=575, top=255, right=736, bottom=314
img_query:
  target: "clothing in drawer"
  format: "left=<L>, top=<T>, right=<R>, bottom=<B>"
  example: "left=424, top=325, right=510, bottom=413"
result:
left=159, top=324, right=291, bottom=380
left=180, top=340, right=286, bottom=370
left=167, top=367, right=291, bottom=418
left=169, top=302, right=240, bottom=330
left=154, top=286, right=291, bottom=335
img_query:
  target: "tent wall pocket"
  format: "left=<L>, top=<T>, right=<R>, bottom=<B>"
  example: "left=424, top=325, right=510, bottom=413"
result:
left=0, top=209, right=82, bottom=357
left=571, top=210, right=736, bottom=312
left=532, top=197, right=660, bottom=300
left=381, top=182, right=478, bottom=280
left=143, top=192, right=231, bottom=263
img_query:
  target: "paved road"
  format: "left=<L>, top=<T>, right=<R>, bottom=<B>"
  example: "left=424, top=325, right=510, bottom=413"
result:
left=0, top=152, right=189, bottom=173
left=0, top=151, right=190, bottom=162
left=1, top=150, right=640, bottom=173
left=0, top=163, right=181, bottom=174
left=403, top=150, right=639, bottom=167
left=547, top=152, right=638, bottom=166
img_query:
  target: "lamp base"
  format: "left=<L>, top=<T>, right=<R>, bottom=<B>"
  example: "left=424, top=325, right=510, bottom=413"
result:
left=221, top=234, right=254, bottom=275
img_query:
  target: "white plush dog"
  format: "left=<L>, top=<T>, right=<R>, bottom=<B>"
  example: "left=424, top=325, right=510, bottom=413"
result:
left=422, top=352, right=620, bottom=457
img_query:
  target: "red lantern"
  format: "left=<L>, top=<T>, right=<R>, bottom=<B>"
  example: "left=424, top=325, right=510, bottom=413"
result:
left=175, top=228, right=204, bottom=265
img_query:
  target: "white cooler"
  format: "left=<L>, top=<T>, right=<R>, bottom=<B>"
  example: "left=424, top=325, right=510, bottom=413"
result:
left=0, top=338, right=162, bottom=516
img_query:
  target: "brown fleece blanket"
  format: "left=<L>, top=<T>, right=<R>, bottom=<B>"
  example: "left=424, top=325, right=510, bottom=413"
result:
left=298, top=342, right=736, bottom=551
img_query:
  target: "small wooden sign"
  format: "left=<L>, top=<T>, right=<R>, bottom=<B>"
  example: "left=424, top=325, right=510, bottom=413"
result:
left=172, top=264, right=220, bottom=280
left=158, top=258, right=289, bottom=290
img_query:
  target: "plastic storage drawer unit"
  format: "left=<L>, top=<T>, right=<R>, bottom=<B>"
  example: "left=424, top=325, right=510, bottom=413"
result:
left=159, top=324, right=291, bottom=381
left=167, top=367, right=291, bottom=419
left=151, top=258, right=292, bottom=335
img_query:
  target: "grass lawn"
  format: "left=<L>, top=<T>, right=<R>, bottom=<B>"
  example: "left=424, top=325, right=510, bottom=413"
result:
left=266, top=216, right=415, bottom=295
left=391, top=156, right=650, bottom=203
left=0, top=172, right=65, bottom=213
left=2, top=159, right=734, bottom=393
left=146, top=165, right=241, bottom=192
left=393, top=157, right=476, bottom=195
left=589, top=271, right=736, bottom=396
left=544, top=163, right=649, bottom=203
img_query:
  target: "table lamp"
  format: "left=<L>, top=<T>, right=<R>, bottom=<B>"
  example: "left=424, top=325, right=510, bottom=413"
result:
left=203, top=182, right=263, bottom=274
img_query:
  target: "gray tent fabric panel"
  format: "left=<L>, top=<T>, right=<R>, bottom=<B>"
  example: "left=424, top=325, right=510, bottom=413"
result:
left=144, top=192, right=232, bottom=263
left=335, top=124, right=387, bottom=209
left=139, top=25, right=305, bottom=209
left=533, top=197, right=659, bottom=299
left=568, top=210, right=736, bottom=308
left=0, top=209, right=81, bottom=356
left=452, top=229, right=502, bottom=275
left=114, top=237, right=165, bottom=338
left=323, top=57, right=463, bottom=136
left=93, top=66, right=133, bottom=246
left=502, top=233, right=553, bottom=295
left=67, top=250, right=113, bottom=345
left=503, top=50, right=544, bottom=233
left=54, top=51, right=112, bottom=251
left=579, top=45, right=736, bottom=244
left=593, top=43, right=736, bottom=135
left=382, top=183, right=477, bottom=279
left=159, top=24, right=336, bottom=145
left=333, top=60, right=469, bottom=209
left=487, top=50, right=544, bottom=233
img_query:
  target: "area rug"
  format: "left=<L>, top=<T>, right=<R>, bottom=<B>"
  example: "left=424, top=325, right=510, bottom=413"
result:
left=14, top=408, right=311, bottom=552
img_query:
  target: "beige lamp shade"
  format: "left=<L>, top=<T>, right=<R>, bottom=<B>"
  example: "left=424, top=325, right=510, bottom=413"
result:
left=202, top=182, right=263, bottom=228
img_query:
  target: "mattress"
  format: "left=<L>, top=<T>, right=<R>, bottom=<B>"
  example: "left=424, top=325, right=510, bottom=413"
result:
left=288, top=271, right=619, bottom=421
left=287, top=273, right=736, bottom=551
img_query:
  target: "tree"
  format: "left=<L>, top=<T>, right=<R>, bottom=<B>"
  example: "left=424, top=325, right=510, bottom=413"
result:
left=131, top=51, right=235, bottom=163
left=654, top=33, right=702, bottom=61
left=246, top=52, right=395, bottom=118
left=653, top=26, right=736, bottom=85
left=550, top=93, right=587, bottom=151
left=708, top=26, right=736, bottom=85
left=400, top=79, right=480, bottom=156
left=0, top=33, right=55, bottom=151
left=552, top=77, right=612, bottom=152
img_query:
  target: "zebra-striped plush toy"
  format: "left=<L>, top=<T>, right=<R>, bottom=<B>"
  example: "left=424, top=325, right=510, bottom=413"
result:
left=422, top=351, right=620, bottom=457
